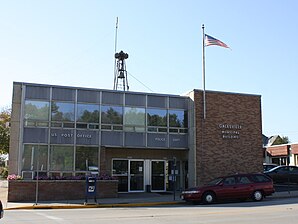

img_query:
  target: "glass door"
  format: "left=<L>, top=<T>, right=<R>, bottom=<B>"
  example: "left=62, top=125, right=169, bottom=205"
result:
left=151, top=161, right=165, bottom=191
left=129, top=160, right=144, bottom=192
left=112, top=159, right=128, bottom=192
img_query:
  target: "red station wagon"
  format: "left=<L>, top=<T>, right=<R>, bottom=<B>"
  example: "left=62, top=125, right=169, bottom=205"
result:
left=181, top=173, right=275, bottom=204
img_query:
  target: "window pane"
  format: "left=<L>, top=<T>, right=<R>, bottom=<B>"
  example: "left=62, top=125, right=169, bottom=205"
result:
left=50, top=146, right=74, bottom=171
left=25, top=100, right=49, bottom=121
left=77, top=104, right=99, bottom=123
left=101, top=105, right=123, bottom=124
left=22, top=145, right=48, bottom=171
left=113, top=160, right=128, bottom=175
left=51, top=102, right=75, bottom=122
left=169, top=110, right=188, bottom=128
left=147, top=109, right=167, bottom=127
left=75, top=147, right=98, bottom=171
left=124, top=107, right=145, bottom=126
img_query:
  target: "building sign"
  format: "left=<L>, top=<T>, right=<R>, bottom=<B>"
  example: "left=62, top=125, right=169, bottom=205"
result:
left=51, top=133, right=92, bottom=139
left=147, top=134, right=167, bottom=148
left=154, top=137, right=166, bottom=142
left=218, top=123, right=242, bottom=139
left=50, top=130, right=98, bottom=145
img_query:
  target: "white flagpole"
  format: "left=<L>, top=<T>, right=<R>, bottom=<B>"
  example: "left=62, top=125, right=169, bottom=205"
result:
left=202, top=24, right=206, bottom=120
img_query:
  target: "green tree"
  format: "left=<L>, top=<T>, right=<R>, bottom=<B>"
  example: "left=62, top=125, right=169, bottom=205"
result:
left=0, top=108, right=11, bottom=154
left=272, top=136, right=290, bottom=145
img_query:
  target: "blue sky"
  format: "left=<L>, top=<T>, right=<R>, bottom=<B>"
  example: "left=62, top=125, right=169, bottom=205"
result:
left=1, top=0, right=298, bottom=142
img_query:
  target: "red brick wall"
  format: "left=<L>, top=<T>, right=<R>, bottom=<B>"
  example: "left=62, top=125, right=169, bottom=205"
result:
left=8, top=180, right=118, bottom=202
left=194, top=90, right=263, bottom=185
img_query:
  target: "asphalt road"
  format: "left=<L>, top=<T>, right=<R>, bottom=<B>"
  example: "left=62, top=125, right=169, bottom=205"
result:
left=3, top=197, right=298, bottom=224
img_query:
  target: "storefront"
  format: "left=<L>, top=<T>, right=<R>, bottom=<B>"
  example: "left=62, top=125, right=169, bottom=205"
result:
left=10, top=82, right=189, bottom=193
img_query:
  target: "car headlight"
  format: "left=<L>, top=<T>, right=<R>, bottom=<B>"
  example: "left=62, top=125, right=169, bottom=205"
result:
left=182, top=190, right=200, bottom=194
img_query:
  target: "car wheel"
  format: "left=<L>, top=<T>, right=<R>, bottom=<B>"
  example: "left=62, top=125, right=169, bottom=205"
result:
left=202, top=192, right=216, bottom=204
left=252, top=190, right=263, bottom=201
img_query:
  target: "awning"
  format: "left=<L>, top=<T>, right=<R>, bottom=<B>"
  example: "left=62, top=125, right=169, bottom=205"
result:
left=266, top=145, right=289, bottom=156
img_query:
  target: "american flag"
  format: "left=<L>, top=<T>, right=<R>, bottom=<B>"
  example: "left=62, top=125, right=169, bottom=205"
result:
left=205, top=34, right=229, bottom=48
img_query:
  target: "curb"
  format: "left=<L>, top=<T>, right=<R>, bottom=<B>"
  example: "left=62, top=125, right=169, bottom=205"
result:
left=5, top=192, right=298, bottom=210
left=5, top=201, right=184, bottom=210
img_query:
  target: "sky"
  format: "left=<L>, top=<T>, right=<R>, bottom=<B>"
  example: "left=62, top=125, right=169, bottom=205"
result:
left=0, top=0, right=298, bottom=143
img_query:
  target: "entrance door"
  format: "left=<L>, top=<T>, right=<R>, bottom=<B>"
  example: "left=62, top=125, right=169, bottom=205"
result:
left=151, top=161, right=165, bottom=191
left=129, top=160, right=144, bottom=192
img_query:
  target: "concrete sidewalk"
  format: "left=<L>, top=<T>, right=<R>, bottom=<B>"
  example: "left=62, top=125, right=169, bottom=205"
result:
left=5, top=192, right=184, bottom=210
left=2, top=180, right=298, bottom=210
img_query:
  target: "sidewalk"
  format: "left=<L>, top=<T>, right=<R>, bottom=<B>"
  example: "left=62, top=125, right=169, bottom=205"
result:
left=5, top=192, right=184, bottom=210
left=2, top=180, right=298, bottom=210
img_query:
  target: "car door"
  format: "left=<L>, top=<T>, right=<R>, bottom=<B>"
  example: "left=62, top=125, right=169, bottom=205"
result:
left=216, top=176, right=238, bottom=200
left=235, top=175, right=254, bottom=199
left=272, top=167, right=290, bottom=183
left=289, top=167, right=298, bottom=183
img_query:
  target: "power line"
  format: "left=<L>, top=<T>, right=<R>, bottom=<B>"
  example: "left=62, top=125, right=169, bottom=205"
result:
left=127, top=71, right=154, bottom=92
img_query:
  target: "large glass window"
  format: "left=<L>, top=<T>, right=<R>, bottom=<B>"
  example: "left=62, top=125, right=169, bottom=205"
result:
left=169, top=110, right=188, bottom=128
left=24, top=100, right=50, bottom=127
left=50, top=146, right=74, bottom=171
left=124, top=107, right=145, bottom=132
left=77, top=104, right=99, bottom=129
left=75, top=146, right=98, bottom=171
left=22, top=145, right=48, bottom=171
left=51, top=102, right=75, bottom=122
left=101, top=105, right=123, bottom=124
left=147, top=109, right=167, bottom=126
left=25, top=100, right=50, bottom=121
left=112, top=160, right=128, bottom=175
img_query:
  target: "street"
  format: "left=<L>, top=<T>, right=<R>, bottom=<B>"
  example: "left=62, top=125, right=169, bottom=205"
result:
left=3, top=197, right=298, bottom=224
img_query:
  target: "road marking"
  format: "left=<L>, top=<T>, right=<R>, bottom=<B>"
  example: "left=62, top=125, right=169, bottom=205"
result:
left=36, top=212, right=64, bottom=221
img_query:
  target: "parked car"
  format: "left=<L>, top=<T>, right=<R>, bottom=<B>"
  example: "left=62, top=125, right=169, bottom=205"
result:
left=264, top=165, right=298, bottom=184
left=263, top=163, right=278, bottom=172
left=181, top=173, right=275, bottom=204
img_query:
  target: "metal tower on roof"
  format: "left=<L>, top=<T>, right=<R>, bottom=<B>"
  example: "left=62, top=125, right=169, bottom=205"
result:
left=113, top=17, right=129, bottom=91
left=113, top=50, right=129, bottom=91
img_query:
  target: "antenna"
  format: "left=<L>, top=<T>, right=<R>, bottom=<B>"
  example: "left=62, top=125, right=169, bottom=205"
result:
left=113, top=17, right=119, bottom=90
left=113, top=17, right=129, bottom=91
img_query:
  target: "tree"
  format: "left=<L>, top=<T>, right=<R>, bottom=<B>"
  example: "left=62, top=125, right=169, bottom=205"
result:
left=272, top=136, right=290, bottom=145
left=0, top=108, right=11, bottom=154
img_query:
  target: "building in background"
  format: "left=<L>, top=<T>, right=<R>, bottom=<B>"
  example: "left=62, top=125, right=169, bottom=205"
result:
left=265, top=143, right=298, bottom=166
left=10, top=82, right=263, bottom=193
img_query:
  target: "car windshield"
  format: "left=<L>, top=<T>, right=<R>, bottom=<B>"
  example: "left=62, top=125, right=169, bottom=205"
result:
left=207, top=177, right=223, bottom=186
left=267, top=166, right=282, bottom=172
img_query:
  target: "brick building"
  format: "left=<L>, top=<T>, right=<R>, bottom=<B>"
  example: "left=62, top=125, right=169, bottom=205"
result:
left=9, top=82, right=263, bottom=193
left=265, top=143, right=298, bottom=166
left=187, top=90, right=263, bottom=185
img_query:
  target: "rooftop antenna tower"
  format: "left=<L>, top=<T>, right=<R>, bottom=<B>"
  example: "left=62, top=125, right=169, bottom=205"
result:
left=113, top=17, right=129, bottom=91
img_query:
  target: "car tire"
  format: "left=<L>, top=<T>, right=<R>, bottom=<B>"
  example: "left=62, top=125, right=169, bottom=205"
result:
left=202, top=192, right=216, bottom=204
left=252, top=190, right=263, bottom=201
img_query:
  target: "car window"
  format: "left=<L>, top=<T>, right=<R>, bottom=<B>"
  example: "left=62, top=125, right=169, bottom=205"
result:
left=223, top=177, right=236, bottom=185
left=238, top=176, right=252, bottom=184
left=277, top=167, right=289, bottom=173
left=292, top=167, right=298, bottom=174
left=207, top=177, right=223, bottom=186
left=288, top=167, right=298, bottom=173
left=251, top=174, right=271, bottom=183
